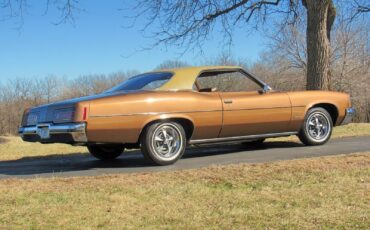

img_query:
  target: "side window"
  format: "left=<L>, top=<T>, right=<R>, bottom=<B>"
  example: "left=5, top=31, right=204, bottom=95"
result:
left=196, top=71, right=262, bottom=92
left=142, top=79, right=169, bottom=90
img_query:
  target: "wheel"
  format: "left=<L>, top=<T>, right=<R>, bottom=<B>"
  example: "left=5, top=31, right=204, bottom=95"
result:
left=87, top=144, right=124, bottom=161
left=298, top=107, right=333, bottom=146
left=140, top=121, right=187, bottom=166
left=242, top=138, right=265, bottom=146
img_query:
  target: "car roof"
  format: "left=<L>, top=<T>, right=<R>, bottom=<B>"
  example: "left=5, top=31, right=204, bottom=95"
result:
left=154, top=66, right=242, bottom=90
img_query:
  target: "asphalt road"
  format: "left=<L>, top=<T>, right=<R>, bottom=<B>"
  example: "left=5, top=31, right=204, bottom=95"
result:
left=0, top=136, right=369, bottom=179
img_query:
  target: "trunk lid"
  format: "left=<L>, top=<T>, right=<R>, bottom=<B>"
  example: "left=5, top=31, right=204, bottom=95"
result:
left=22, top=90, right=143, bottom=126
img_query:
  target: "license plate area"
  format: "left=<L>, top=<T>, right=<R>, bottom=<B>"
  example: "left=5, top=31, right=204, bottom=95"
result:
left=37, top=125, right=50, bottom=139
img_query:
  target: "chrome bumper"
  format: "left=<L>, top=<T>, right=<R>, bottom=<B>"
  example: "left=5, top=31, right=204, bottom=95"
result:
left=341, top=107, right=355, bottom=125
left=19, top=122, right=87, bottom=143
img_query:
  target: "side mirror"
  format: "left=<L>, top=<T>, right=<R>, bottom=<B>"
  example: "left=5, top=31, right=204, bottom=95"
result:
left=258, top=85, right=272, bottom=94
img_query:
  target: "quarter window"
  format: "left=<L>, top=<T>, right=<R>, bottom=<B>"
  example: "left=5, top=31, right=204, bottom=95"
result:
left=106, top=72, right=173, bottom=92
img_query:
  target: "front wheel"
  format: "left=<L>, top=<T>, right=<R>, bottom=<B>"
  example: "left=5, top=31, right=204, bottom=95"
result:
left=87, top=144, right=124, bottom=161
left=298, top=107, right=333, bottom=146
left=141, top=122, right=186, bottom=166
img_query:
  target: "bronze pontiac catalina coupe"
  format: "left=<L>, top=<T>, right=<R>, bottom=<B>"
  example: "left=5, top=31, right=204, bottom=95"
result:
left=19, top=66, right=355, bottom=165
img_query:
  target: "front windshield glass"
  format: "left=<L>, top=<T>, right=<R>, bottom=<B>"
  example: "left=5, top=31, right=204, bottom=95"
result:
left=106, top=72, right=173, bottom=92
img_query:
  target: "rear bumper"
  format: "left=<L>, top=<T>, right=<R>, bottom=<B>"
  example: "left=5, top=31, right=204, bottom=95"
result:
left=19, top=122, right=87, bottom=144
left=340, top=107, right=355, bottom=125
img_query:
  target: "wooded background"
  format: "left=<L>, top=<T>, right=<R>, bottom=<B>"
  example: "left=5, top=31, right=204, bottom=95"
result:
left=0, top=14, right=368, bottom=135
left=0, top=0, right=369, bottom=135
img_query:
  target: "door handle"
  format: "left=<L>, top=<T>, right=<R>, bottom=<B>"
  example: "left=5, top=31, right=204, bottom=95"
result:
left=224, top=99, right=233, bottom=104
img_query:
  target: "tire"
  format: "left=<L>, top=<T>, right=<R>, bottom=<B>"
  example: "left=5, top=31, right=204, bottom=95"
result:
left=298, top=107, right=333, bottom=146
left=87, top=144, right=124, bottom=161
left=140, top=121, right=187, bottom=166
left=242, top=138, right=265, bottom=146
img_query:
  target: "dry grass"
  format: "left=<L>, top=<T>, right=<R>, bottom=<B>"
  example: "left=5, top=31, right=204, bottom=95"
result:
left=0, top=137, right=87, bottom=161
left=332, top=123, right=370, bottom=137
left=0, top=123, right=369, bottom=161
left=268, top=123, right=369, bottom=142
left=0, top=153, right=369, bottom=229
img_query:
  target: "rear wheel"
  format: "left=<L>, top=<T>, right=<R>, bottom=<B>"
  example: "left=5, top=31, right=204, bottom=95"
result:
left=298, top=107, right=333, bottom=146
left=87, top=144, right=124, bottom=161
left=141, top=121, right=186, bottom=166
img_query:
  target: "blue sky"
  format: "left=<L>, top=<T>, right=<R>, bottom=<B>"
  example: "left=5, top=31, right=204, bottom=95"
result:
left=0, top=1, right=268, bottom=81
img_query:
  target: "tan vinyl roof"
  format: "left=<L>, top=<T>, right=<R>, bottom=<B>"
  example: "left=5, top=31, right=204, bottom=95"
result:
left=156, top=66, right=242, bottom=90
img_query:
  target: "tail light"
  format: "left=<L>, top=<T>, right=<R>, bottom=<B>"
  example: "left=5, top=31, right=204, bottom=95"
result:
left=83, top=107, right=87, bottom=120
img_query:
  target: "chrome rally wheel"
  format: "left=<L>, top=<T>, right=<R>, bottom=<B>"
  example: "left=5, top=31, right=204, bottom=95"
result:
left=141, top=122, right=186, bottom=165
left=298, top=107, right=333, bottom=146
left=151, top=123, right=183, bottom=161
left=306, top=112, right=330, bottom=141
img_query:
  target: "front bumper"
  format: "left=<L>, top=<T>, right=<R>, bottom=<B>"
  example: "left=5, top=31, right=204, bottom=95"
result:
left=18, top=122, right=87, bottom=143
left=340, top=107, right=355, bottom=125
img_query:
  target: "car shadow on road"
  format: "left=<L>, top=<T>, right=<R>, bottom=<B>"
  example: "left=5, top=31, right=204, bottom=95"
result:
left=0, top=141, right=303, bottom=177
left=184, top=141, right=303, bottom=158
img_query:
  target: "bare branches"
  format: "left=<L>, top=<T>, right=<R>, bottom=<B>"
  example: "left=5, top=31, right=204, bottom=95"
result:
left=0, top=0, right=27, bottom=27
left=155, top=60, right=190, bottom=70
left=345, top=0, right=370, bottom=22
left=354, top=0, right=370, bottom=13
left=52, top=0, right=81, bottom=25
left=127, top=0, right=299, bottom=53
left=0, top=0, right=80, bottom=27
left=266, top=18, right=307, bottom=73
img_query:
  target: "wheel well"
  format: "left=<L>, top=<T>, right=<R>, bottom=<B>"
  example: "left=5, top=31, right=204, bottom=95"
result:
left=140, top=118, right=194, bottom=142
left=312, top=103, right=339, bottom=125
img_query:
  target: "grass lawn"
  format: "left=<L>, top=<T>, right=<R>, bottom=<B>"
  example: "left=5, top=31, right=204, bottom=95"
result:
left=0, top=123, right=369, bottom=161
left=274, top=122, right=370, bottom=142
left=0, top=153, right=369, bottom=229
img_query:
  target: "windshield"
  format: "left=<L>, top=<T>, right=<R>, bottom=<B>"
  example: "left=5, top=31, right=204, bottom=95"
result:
left=106, top=72, right=173, bottom=92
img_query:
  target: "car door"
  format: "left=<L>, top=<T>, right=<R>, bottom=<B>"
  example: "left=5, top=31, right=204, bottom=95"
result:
left=220, top=91, right=292, bottom=137
left=196, top=70, right=292, bottom=138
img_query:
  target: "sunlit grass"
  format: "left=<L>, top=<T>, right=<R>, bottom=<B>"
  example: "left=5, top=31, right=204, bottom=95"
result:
left=0, top=153, right=368, bottom=229
left=0, top=136, right=87, bottom=161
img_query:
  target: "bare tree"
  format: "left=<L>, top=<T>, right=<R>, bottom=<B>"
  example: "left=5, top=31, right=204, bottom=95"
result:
left=0, top=0, right=81, bottom=26
left=61, top=71, right=137, bottom=98
left=128, top=0, right=368, bottom=91
left=257, top=6, right=369, bottom=121
left=351, top=0, right=370, bottom=18
left=155, top=60, right=189, bottom=70
left=2, top=1, right=368, bottom=92
left=39, top=75, right=61, bottom=103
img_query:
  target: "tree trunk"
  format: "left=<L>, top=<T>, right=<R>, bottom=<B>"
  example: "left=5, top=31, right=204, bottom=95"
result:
left=303, top=0, right=335, bottom=90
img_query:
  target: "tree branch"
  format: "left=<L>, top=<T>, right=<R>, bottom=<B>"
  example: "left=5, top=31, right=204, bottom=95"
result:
left=128, top=0, right=291, bottom=53
left=0, top=0, right=80, bottom=27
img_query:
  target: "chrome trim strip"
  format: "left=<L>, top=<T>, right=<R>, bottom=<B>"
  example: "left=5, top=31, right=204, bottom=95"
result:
left=89, top=106, right=304, bottom=118
left=89, top=110, right=221, bottom=118
left=189, top=132, right=298, bottom=145
left=223, top=106, right=291, bottom=112
left=340, top=107, right=355, bottom=125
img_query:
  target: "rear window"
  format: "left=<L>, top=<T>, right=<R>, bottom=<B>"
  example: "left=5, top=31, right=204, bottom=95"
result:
left=106, top=72, right=173, bottom=92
